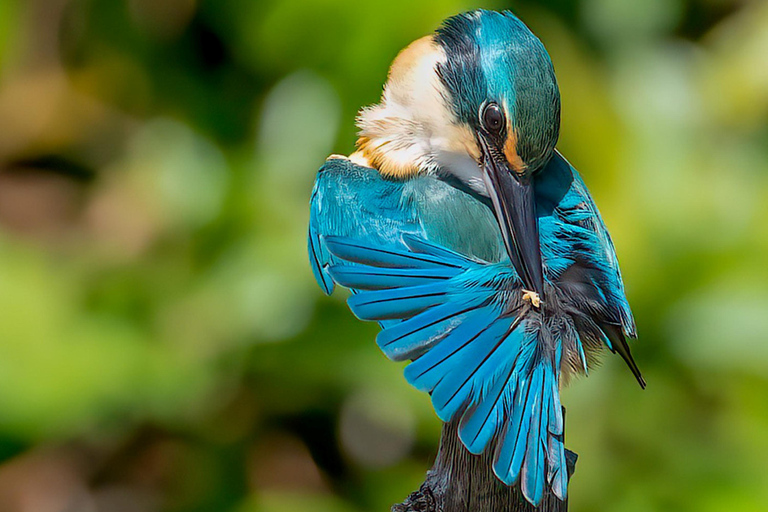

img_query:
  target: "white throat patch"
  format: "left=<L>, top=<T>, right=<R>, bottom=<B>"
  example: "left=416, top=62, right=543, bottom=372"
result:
left=356, top=35, right=482, bottom=187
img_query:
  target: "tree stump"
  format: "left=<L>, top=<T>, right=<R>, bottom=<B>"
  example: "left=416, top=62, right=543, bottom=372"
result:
left=393, top=414, right=577, bottom=511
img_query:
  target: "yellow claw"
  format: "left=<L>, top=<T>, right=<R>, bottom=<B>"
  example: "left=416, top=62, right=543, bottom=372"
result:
left=327, top=152, right=372, bottom=168
left=522, top=289, right=541, bottom=308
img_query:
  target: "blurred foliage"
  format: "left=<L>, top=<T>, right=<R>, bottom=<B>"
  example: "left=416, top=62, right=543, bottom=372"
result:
left=0, top=0, right=766, bottom=511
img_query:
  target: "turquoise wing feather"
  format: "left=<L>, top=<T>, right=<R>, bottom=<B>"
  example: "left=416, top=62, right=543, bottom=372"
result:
left=308, top=157, right=421, bottom=295
left=537, top=152, right=642, bottom=383
left=308, top=153, right=641, bottom=505
left=308, top=156, right=504, bottom=295
left=323, top=235, right=569, bottom=504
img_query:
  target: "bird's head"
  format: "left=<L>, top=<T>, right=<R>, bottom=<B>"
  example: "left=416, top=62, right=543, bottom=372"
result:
left=356, top=10, right=560, bottom=296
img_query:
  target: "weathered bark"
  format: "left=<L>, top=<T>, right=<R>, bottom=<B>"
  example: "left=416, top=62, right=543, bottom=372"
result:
left=393, top=414, right=577, bottom=512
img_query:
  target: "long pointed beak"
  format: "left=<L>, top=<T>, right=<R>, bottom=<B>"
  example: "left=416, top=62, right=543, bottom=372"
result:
left=479, top=138, right=544, bottom=297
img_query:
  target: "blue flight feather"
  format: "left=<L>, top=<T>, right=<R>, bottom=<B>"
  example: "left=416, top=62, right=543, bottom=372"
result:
left=401, top=233, right=474, bottom=266
left=429, top=316, right=517, bottom=421
left=308, top=227, right=334, bottom=295
left=522, top=364, right=549, bottom=505
left=308, top=152, right=641, bottom=506
left=325, top=236, right=460, bottom=270
left=459, top=360, right=515, bottom=454
left=404, top=307, right=498, bottom=393
left=346, top=282, right=449, bottom=321
left=376, top=301, right=479, bottom=362
left=328, top=265, right=456, bottom=290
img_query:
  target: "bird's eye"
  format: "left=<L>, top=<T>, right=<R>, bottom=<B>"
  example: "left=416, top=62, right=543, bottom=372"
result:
left=481, top=103, right=504, bottom=133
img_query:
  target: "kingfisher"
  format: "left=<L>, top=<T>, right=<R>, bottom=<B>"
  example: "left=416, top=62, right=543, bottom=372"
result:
left=308, top=9, right=644, bottom=506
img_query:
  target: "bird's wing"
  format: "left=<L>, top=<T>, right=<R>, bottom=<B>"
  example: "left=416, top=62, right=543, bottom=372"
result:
left=536, top=152, right=643, bottom=386
left=324, top=235, right=569, bottom=505
left=309, top=157, right=566, bottom=503
left=309, top=156, right=504, bottom=294
left=308, top=157, right=423, bottom=296
left=308, top=154, right=642, bottom=505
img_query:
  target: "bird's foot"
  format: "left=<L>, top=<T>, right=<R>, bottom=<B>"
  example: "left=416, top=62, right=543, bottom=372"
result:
left=327, top=151, right=372, bottom=168
left=522, top=289, right=541, bottom=308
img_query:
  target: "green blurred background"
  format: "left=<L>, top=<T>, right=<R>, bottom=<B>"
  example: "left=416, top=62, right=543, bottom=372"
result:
left=0, top=0, right=766, bottom=510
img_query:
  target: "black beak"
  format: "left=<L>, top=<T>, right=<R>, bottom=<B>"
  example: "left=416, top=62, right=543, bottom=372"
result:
left=479, top=137, right=544, bottom=297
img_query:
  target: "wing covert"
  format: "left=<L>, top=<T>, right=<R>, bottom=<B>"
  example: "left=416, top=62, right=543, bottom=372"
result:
left=308, top=157, right=423, bottom=295
left=537, top=152, right=643, bottom=386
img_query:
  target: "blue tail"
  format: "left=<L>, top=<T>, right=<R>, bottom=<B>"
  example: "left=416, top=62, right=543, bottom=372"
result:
left=325, top=234, right=571, bottom=504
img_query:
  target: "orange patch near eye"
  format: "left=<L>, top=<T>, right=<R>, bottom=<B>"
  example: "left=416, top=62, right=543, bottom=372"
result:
left=503, top=123, right=526, bottom=174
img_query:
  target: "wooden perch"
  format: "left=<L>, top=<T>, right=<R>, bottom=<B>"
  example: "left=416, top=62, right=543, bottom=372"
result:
left=392, top=412, right=577, bottom=512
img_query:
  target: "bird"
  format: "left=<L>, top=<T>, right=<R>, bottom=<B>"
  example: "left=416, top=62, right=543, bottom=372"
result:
left=308, top=9, right=644, bottom=506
